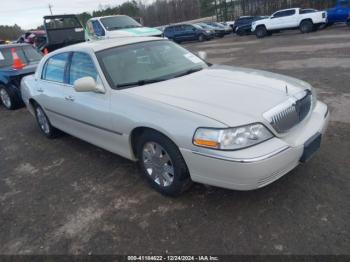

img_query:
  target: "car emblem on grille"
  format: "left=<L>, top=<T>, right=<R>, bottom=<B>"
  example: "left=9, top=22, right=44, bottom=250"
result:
left=263, top=89, right=312, bottom=133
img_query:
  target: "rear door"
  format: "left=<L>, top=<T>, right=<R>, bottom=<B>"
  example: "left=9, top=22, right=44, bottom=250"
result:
left=35, top=52, right=73, bottom=130
left=174, top=25, right=186, bottom=41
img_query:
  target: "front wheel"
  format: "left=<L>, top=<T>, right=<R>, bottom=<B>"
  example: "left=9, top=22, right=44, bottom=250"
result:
left=137, top=130, right=192, bottom=196
left=300, top=20, right=313, bottom=33
left=236, top=29, right=245, bottom=36
left=34, top=104, right=60, bottom=138
left=198, top=34, right=204, bottom=42
left=255, top=26, right=267, bottom=38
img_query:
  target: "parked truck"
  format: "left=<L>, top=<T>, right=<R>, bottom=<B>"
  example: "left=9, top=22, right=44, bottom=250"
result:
left=252, top=8, right=327, bottom=38
left=327, top=0, right=350, bottom=25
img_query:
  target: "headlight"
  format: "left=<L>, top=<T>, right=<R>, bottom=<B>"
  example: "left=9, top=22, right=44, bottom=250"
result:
left=206, top=30, right=211, bottom=34
left=193, top=123, right=273, bottom=150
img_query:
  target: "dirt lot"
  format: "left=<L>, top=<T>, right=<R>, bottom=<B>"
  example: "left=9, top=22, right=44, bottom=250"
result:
left=1, top=25, right=349, bottom=255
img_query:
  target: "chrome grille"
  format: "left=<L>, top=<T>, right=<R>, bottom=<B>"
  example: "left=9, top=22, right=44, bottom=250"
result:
left=263, top=90, right=312, bottom=133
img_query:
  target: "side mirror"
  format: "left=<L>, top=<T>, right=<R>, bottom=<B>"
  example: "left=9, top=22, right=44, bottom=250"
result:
left=197, top=51, right=207, bottom=61
left=74, top=76, right=104, bottom=93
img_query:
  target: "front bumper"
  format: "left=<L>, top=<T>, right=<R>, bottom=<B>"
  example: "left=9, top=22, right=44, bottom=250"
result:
left=180, top=101, right=329, bottom=191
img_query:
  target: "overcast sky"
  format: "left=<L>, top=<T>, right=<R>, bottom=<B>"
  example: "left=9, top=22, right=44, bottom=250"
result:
left=0, top=0, right=152, bottom=29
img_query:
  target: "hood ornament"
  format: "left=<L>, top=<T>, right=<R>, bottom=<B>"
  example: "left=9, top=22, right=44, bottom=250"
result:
left=285, top=85, right=289, bottom=96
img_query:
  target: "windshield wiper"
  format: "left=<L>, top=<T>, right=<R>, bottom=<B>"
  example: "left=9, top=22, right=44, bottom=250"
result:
left=117, top=77, right=167, bottom=88
left=174, top=67, right=203, bottom=78
left=108, top=26, right=122, bottom=30
left=124, top=25, right=141, bottom=28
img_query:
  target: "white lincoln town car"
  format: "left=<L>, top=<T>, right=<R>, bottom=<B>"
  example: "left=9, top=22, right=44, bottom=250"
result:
left=21, top=37, right=329, bottom=196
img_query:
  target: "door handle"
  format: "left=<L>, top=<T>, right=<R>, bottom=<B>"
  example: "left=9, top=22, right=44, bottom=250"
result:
left=65, top=96, right=75, bottom=102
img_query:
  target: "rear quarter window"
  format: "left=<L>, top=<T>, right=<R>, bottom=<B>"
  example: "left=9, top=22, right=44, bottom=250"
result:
left=0, top=48, right=13, bottom=68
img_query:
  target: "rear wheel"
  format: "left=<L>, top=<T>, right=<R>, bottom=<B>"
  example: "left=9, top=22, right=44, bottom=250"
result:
left=198, top=34, right=205, bottom=42
left=300, top=20, right=313, bottom=33
left=34, top=103, right=60, bottom=138
left=137, top=130, right=192, bottom=196
left=255, top=26, right=267, bottom=38
left=0, top=85, right=22, bottom=110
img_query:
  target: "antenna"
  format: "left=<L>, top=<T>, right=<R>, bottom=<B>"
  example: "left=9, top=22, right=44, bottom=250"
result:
left=48, top=3, right=53, bottom=15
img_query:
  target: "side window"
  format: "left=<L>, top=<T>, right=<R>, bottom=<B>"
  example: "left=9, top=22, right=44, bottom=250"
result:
left=286, top=10, right=296, bottom=16
left=184, top=25, right=194, bottom=31
left=42, top=53, right=69, bottom=83
left=92, top=20, right=105, bottom=36
left=164, top=27, right=173, bottom=34
left=175, top=25, right=183, bottom=32
left=69, top=52, right=97, bottom=85
left=274, top=10, right=296, bottom=18
left=273, top=11, right=283, bottom=18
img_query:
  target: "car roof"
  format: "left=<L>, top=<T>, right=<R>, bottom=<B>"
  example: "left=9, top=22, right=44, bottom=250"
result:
left=0, top=43, right=31, bottom=49
left=44, top=14, right=79, bottom=19
left=50, top=37, right=166, bottom=54
left=89, top=15, right=128, bottom=21
left=274, top=8, right=299, bottom=12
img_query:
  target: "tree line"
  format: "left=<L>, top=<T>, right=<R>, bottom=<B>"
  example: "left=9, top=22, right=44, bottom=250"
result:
left=215, top=0, right=338, bottom=21
left=0, top=0, right=339, bottom=40
left=0, top=24, right=23, bottom=41
left=76, top=0, right=338, bottom=27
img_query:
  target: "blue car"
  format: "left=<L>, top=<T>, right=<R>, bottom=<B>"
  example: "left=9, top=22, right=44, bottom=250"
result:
left=0, top=44, right=42, bottom=110
left=164, top=24, right=213, bottom=43
left=327, top=0, right=350, bottom=25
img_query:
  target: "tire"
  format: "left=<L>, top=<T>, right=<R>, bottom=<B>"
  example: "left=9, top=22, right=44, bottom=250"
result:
left=300, top=20, right=313, bottom=33
left=198, top=34, right=204, bottom=42
left=346, top=20, right=350, bottom=27
left=255, top=26, right=267, bottom=38
left=0, top=85, right=22, bottom=110
left=236, top=29, right=245, bottom=36
left=34, top=103, right=60, bottom=138
left=137, top=130, right=192, bottom=196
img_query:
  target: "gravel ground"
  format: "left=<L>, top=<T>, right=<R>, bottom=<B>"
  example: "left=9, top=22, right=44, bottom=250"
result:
left=0, top=25, right=349, bottom=255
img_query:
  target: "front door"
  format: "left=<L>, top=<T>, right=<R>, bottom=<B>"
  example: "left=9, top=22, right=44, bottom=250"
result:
left=60, top=52, right=119, bottom=152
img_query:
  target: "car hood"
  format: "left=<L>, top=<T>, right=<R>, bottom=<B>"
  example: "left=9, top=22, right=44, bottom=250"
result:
left=124, top=65, right=311, bottom=127
left=108, top=27, right=162, bottom=37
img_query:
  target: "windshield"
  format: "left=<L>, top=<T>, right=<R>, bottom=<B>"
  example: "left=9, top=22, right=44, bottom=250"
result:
left=0, top=46, right=42, bottom=68
left=101, top=16, right=141, bottom=31
left=198, top=23, right=212, bottom=30
left=193, top=24, right=203, bottom=30
left=97, top=40, right=207, bottom=88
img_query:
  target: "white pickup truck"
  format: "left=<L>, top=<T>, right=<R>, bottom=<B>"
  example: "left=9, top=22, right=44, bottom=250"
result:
left=252, top=8, right=327, bottom=38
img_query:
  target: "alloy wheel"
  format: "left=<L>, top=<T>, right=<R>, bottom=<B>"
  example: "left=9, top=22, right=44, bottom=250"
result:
left=36, top=107, right=50, bottom=134
left=0, top=88, right=11, bottom=109
left=142, top=142, right=175, bottom=187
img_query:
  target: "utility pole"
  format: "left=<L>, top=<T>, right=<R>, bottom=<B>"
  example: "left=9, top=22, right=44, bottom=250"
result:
left=48, top=4, right=53, bottom=15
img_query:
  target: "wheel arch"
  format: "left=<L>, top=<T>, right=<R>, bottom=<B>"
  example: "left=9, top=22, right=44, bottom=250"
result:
left=256, top=24, right=267, bottom=29
left=300, top=18, right=313, bottom=26
left=129, top=126, right=181, bottom=160
left=28, top=98, right=38, bottom=115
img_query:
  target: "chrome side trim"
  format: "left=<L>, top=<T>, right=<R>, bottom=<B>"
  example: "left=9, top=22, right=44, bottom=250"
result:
left=44, top=108, right=123, bottom=136
left=190, top=146, right=290, bottom=163
left=324, top=106, right=329, bottom=119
